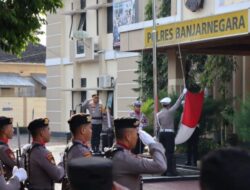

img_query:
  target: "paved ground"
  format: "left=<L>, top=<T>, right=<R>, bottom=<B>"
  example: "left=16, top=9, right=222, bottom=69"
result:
left=143, top=181, right=200, bottom=190
left=9, top=133, right=200, bottom=190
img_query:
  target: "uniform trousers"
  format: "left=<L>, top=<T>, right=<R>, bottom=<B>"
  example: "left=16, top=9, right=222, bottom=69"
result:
left=159, top=131, right=176, bottom=175
left=91, top=124, right=102, bottom=152
left=186, top=127, right=199, bottom=166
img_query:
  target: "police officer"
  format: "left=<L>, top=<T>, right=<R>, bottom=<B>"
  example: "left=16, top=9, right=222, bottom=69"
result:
left=110, top=117, right=167, bottom=190
left=61, top=113, right=92, bottom=190
left=0, top=117, right=17, bottom=180
left=0, top=161, right=27, bottom=190
left=26, top=118, right=64, bottom=190
left=129, top=101, right=148, bottom=154
left=81, top=94, right=104, bottom=153
left=157, top=88, right=187, bottom=176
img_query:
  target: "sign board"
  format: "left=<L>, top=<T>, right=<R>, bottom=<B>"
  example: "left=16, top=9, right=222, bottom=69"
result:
left=145, top=9, right=249, bottom=48
left=113, top=0, right=137, bottom=47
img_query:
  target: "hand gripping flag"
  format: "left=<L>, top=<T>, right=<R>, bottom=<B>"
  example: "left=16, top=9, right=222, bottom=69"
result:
left=175, top=90, right=204, bottom=145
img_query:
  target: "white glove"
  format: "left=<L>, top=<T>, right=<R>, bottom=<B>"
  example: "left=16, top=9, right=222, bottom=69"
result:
left=182, top=88, right=188, bottom=95
left=12, top=166, right=27, bottom=182
left=22, top=143, right=31, bottom=153
left=138, top=130, right=155, bottom=145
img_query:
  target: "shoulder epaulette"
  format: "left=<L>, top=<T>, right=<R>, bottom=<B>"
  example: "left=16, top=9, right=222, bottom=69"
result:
left=104, top=147, right=123, bottom=159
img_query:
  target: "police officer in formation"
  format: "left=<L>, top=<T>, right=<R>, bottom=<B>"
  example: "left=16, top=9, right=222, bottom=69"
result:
left=157, top=88, right=187, bottom=176
left=0, top=116, right=27, bottom=190
left=0, top=161, right=27, bottom=190
left=81, top=94, right=104, bottom=153
left=0, top=117, right=17, bottom=180
left=61, top=113, right=92, bottom=190
left=110, top=117, right=167, bottom=190
left=26, top=118, right=64, bottom=190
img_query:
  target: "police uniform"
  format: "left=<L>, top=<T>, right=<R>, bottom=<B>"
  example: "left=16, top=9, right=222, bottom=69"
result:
left=81, top=96, right=104, bottom=153
left=0, top=160, right=20, bottom=190
left=61, top=114, right=92, bottom=190
left=111, top=118, right=166, bottom=190
left=0, top=117, right=16, bottom=180
left=129, top=101, right=148, bottom=154
left=157, top=93, right=185, bottom=176
left=26, top=118, right=64, bottom=190
left=67, top=157, right=113, bottom=190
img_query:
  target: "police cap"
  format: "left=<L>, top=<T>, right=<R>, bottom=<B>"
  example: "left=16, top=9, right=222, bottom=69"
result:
left=133, top=100, right=142, bottom=107
left=68, top=113, right=91, bottom=130
left=160, top=97, right=172, bottom=105
left=114, top=117, right=140, bottom=130
left=28, top=118, right=49, bottom=132
left=68, top=157, right=113, bottom=190
left=0, top=117, right=13, bottom=129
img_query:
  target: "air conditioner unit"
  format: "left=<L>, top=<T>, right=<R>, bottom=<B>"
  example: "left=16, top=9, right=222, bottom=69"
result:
left=98, top=75, right=114, bottom=88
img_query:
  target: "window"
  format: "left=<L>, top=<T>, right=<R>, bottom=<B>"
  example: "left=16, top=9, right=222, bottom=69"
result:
left=76, top=40, right=85, bottom=57
left=81, top=91, right=87, bottom=112
left=78, top=13, right=86, bottom=31
left=107, top=6, right=113, bottom=33
left=80, top=0, right=86, bottom=9
left=96, top=10, right=99, bottom=35
left=81, top=78, right=87, bottom=87
left=107, top=0, right=113, bottom=3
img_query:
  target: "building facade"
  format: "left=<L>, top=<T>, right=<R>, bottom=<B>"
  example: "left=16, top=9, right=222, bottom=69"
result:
left=47, top=0, right=250, bottom=133
left=0, top=44, right=47, bottom=127
left=119, top=0, right=250, bottom=99
left=46, top=0, right=150, bottom=133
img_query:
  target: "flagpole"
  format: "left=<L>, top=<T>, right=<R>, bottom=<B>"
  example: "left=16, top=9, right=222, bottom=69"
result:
left=152, top=0, right=158, bottom=137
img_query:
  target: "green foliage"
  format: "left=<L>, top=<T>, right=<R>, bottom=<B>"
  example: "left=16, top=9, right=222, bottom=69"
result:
left=199, top=97, right=225, bottom=135
left=198, top=138, right=220, bottom=158
left=140, top=98, right=154, bottom=135
left=200, top=55, right=237, bottom=97
left=234, top=97, right=250, bottom=142
left=0, top=0, right=63, bottom=55
left=158, top=0, right=171, bottom=17
left=144, top=0, right=153, bottom=20
left=134, top=52, right=168, bottom=100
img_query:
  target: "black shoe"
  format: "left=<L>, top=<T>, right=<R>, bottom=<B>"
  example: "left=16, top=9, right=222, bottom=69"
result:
left=166, top=171, right=179, bottom=176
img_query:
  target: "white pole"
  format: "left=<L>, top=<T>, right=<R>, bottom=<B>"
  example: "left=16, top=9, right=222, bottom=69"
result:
left=152, top=0, right=158, bottom=136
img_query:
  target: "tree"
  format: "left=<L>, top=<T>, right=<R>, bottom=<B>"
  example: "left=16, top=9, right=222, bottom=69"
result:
left=0, top=0, right=63, bottom=55
left=134, top=0, right=170, bottom=100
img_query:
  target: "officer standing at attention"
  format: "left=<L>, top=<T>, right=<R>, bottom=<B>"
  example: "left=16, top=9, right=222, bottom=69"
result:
left=61, top=113, right=92, bottom=190
left=26, top=118, right=64, bottom=190
left=110, top=117, right=167, bottom=190
left=129, top=101, right=148, bottom=154
left=81, top=94, right=104, bottom=153
left=0, top=117, right=17, bottom=180
left=157, top=88, right=187, bottom=176
left=0, top=160, right=27, bottom=190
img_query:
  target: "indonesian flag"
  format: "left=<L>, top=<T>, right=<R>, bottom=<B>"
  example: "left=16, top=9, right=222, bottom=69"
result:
left=175, top=90, right=204, bottom=145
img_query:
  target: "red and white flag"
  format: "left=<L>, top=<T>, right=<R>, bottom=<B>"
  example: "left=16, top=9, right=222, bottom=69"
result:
left=175, top=90, right=204, bottom=145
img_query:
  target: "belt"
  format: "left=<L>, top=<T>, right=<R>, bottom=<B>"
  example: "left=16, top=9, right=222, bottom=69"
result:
left=160, top=128, right=174, bottom=132
left=92, top=117, right=102, bottom=120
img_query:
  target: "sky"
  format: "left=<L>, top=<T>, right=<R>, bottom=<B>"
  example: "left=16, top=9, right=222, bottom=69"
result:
left=38, top=23, right=46, bottom=46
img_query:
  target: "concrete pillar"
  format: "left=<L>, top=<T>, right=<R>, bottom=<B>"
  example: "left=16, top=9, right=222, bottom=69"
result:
left=243, top=56, right=250, bottom=101
left=167, top=48, right=185, bottom=94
